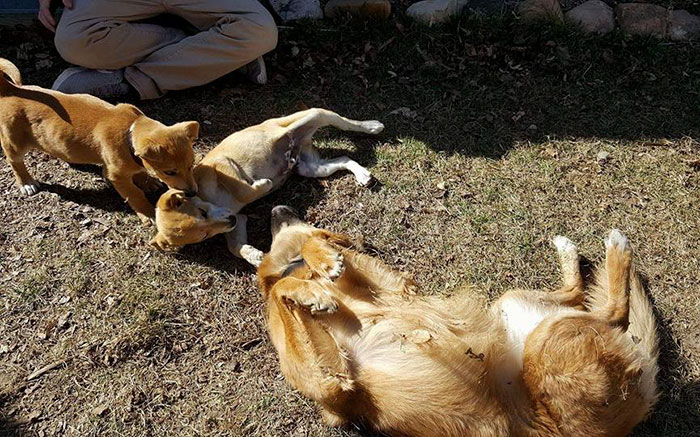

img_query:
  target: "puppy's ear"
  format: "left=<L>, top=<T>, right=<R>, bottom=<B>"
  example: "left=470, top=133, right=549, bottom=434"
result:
left=165, top=191, right=186, bottom=210
left=131, top=117, right=164, bottom=160
left=149, top=233, right=178, bottom=252
left=175, top=121, right=199, bottom=141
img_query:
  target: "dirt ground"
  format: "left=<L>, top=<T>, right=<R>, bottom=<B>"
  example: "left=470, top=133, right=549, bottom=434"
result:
left=1, top=11, right=700, bottom=437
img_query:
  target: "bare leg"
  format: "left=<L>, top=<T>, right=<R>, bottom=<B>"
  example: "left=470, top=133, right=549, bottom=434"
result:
left=225, top=215, right=263, bottom=266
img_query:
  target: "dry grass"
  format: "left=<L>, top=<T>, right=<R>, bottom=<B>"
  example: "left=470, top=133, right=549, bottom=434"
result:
left=1, top=13, right=700, bottom=437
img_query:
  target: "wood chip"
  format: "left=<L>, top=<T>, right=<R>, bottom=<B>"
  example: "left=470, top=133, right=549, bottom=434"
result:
left=26, top=359, right=68, bottom=381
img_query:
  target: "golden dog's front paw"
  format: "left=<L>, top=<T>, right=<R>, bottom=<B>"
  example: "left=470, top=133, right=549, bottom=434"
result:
left=284, top=291, right=339, bottom=315
left=326, top=252, right=345, bottom=280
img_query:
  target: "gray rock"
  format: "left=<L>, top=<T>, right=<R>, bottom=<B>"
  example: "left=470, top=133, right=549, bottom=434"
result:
left=668, top=9, right=700, bottom=41
left=269, top=0, right=323, bottom=21
left=518, top=0, right=564, bottom=24
left=406, top=0, right=469, bottom=25
left=616, top=3, right=669, bottom=38
left=325, top=0, right=391, bottom=18
left=565, top=0, right=614, bottom=34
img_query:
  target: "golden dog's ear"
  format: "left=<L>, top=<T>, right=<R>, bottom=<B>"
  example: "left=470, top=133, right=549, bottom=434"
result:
left=175, top=121, right=199, bottom=141
left=149, top=233, right=177, bottom=252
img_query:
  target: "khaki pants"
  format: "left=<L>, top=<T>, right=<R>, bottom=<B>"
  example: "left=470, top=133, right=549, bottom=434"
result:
left=55, top=0, right=277, bottom=99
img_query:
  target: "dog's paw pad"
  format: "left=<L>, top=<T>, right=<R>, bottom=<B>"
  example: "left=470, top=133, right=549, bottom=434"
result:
left=361, top=120, right=384, bottom=135
left=20, top=183, right=39, bottom=196
left=553, top=235, right=577, bottom=255
left=354, top=168, right=373, bottom=187
left=605, top=229, right=630, bottom=252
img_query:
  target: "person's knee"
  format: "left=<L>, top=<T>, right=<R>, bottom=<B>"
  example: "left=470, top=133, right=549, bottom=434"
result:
left=222, top=11, right=278, bottom=55
left=55, top=23, right=124, bottom=69
left=54, top=24, right=87, bottom=66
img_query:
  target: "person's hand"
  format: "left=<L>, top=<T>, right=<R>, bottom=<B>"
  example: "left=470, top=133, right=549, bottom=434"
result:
left=38, top=0, right=73, bottom=33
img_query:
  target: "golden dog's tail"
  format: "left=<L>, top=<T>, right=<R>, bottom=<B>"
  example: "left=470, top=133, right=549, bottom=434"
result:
left=0, top=58, right=22, bottom=92
left=587, top=233, right=660, bottom=411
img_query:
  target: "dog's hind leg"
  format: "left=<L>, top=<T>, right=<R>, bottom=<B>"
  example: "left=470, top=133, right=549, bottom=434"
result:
left=548, top=235, right=585, bottom=308
left=297, top=149, right=372, bottom=186
left=595, top=229, right=632, bottom=329
left=225, top=215, right=264, bottom=266
left=1, top=131, right=38, bottom=195
left=277, top=108, right=384, bottom=139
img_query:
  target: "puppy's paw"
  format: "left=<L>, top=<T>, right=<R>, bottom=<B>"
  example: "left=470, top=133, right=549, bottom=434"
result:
left=20, top=182, right=39, bottom=196
left=361, top=120, right=384, bottom=135
left=252, top=178, right=274, bottom=193
left=242, top=245, right=264, bottom=267
left=605, top=229, right=631, bottom=254
left=354, top=167, right=373, bottom=187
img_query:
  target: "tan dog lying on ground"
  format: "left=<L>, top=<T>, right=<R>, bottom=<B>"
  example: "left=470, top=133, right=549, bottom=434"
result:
left=0, top=58, right=199, bottom=224
left=149, top=108, right=383, bottom=265
left=257, top=206, right=659, bottom=437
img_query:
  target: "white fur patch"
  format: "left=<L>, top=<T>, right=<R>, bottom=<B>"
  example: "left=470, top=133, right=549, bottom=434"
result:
left=553, top=235, right=576, bottom=255
left=360, top=120, right=384, bottom=135
left=606, top=229, right=629, bottom=251
left=327, top=253, right=344, bottom=279
left=20, top=183, right=39, bottom=196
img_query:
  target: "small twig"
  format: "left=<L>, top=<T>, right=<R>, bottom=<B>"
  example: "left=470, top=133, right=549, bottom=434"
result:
left=26, top=358, right=69, bottom=381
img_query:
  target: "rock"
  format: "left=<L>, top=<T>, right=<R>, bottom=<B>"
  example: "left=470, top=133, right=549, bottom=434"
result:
left=324, top=0, right=391, bottom=18
left=668, top=10, right=700, bottom=41
left=406, top=0, right=469, bottom=25
left=518, top=0, right=564, bottom=24
left=269, top=0, right=323, bottom=21
left=597, top=150, right=610, bottom=162
left=616, top=3, right=668, bottom=38
left=565, top=0, right=614, bottom=34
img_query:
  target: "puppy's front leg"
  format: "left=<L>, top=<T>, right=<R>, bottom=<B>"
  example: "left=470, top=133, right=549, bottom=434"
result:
left=225, top=215, right=264, bottom=266
left=107, top=171, right=155, bottom=225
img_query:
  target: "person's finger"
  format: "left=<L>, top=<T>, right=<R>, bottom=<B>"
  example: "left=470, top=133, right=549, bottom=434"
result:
left=39, top=9, right=56, bottom=32
left=62, top=0, right=73, bottom=9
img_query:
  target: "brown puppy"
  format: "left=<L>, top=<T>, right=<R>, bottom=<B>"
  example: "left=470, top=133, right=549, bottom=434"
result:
left=150, top=108, right=383, bottom=265
left=258, top=206, right=659, bottom=437
left=0, top=58, right=198, bottom=224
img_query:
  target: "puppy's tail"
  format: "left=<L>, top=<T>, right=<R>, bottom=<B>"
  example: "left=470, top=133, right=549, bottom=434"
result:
left=0, top=58, right=22, bottom=93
